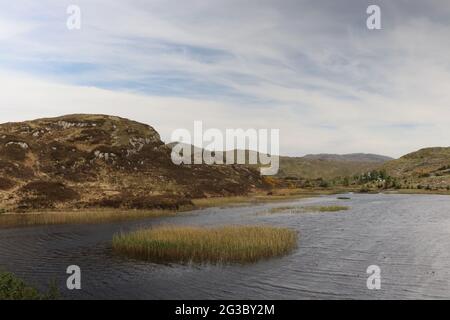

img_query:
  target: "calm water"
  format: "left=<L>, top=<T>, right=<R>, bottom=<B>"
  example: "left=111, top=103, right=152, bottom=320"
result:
left=1, top=193, right=450, bottom=299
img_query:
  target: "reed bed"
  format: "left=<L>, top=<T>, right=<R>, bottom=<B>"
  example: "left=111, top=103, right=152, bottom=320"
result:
left=268, top=205, right=349, bottom=214
left=112, top=225, right=298, bottom=264
left=0, top=209, right=178, bottom=228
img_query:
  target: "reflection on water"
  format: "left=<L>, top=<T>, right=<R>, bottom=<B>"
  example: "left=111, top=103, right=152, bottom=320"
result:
left=1, top=193, right=450, bottom=299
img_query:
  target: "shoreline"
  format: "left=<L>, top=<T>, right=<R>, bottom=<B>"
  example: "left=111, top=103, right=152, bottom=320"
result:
left=1, top=187, right=449, bottom=229
left=0, top=188, right=331, bottom=229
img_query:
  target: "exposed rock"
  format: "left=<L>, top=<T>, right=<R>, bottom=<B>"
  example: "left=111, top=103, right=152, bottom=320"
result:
left=5, top=141, right=29, bottom=149
left=0, top=114, right=266, bottom=211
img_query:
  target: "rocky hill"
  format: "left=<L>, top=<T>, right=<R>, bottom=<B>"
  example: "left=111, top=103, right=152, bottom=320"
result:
left=382, top=147, right=450, bottom=188
left=0, top=115, right=265, bottom=211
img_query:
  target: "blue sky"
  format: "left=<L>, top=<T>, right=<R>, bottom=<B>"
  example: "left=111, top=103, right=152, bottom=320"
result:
left=1, top=0, right=450, bottom=157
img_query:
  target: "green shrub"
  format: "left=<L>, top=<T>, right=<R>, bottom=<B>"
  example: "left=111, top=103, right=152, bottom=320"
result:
left=0, top=271, right=58, bottom=300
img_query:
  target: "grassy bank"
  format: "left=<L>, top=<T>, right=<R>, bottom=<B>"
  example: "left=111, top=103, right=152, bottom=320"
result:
left=0, top=271, right=58, bottom=300
left=1, top=186, right=446, bottom=229
left=384, top=188, right=450, bottom=195
left=0, top=208, right=180, bottom=229
left=192, top=188, right=349, bottom=209
left=268, top=205, right=349, bottom=214
left=112, top=225, right=298, bottom=264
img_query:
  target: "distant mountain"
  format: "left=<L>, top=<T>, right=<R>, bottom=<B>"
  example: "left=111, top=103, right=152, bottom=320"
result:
left=0, top=115, right=265, bottom=211
left=302, top=153, right=393, bottom=163
left=382, top=147, right=450, bottom=188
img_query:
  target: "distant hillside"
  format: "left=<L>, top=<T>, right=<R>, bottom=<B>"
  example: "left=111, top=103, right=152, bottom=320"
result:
left=0, top=115, right=265, bottom=211
left=276, top=153, right=392, bottom=180
left=302, top=153, right=393, bottom=163
left=382, top=147, right=450, bottom=188
left=166, top=144, right=392, bottom=180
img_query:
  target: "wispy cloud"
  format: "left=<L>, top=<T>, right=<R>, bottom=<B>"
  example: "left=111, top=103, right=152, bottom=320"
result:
left=1, top=0, right=450, bottom=157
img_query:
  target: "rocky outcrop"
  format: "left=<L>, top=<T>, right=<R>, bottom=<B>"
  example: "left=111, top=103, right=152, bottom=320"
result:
left=0, top=114, right=265, bottom=211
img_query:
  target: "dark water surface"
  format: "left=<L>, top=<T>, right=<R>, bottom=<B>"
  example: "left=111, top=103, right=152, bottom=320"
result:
left=1, top=193, right=450, bottom=299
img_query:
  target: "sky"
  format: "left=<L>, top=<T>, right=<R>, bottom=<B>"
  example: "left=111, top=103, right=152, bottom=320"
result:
left=1, top=0, right=450, bottom=158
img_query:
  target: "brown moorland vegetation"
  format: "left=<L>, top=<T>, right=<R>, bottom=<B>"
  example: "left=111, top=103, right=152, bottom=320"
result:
left=0, top=114, right=268, bottom=212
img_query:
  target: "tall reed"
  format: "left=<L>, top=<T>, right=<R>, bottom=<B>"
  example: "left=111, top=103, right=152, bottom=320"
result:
left=0, top=209, right=178, bottom=228
left=112, top=225, right=298, bottom=264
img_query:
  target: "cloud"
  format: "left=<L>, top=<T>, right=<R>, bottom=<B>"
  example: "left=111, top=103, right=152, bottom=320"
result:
left=1, top=0, right=450, bottom=158
left=0, top=17, right=35, bottom=40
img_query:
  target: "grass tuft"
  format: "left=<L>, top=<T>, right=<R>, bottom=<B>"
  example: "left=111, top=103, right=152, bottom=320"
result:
left=268, top=205, right=349, bottom=214
left=112, top=225, right=298, bottom=264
